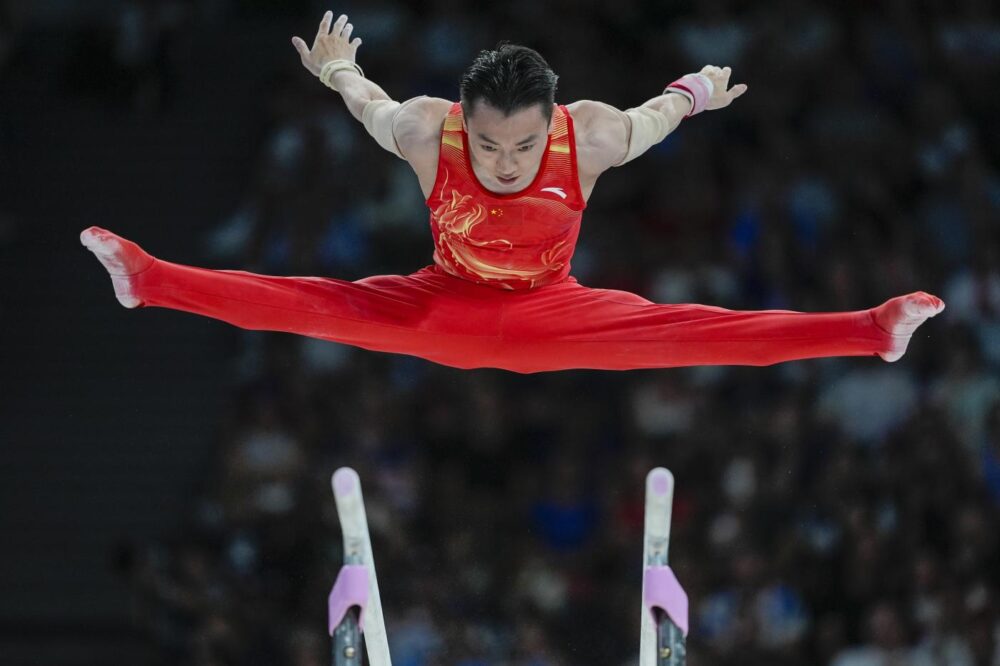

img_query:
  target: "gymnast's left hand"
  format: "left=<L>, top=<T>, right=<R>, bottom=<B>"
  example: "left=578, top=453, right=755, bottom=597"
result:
left=700, top=65, right=748, bottom=111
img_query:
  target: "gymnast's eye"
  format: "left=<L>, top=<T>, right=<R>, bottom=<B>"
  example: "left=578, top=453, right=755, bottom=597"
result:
left=481, top=145, right=497, bottom=152
left=518, top=144, right=535, bottom=152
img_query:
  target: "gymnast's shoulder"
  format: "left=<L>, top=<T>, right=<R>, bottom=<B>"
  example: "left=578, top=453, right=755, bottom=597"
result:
left=564, top=100, right=630, bottom=173
left=393, top=96, right=452, bottom=147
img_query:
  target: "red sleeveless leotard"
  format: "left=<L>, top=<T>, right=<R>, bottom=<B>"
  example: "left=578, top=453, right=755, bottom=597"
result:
left=424, top=102, right=587, bottom=290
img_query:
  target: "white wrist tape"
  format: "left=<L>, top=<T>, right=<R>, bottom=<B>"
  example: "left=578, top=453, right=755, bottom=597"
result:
left=616, top=105, right=671, bottom=166
left=319, top=59, right=365, bottom=91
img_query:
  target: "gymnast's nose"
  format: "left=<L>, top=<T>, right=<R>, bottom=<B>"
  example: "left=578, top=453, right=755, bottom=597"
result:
left=497, top=152, right=515, bottom=173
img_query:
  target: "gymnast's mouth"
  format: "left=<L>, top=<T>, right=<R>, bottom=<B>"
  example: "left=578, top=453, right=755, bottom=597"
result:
left=497, top=175, right=519, bottom=184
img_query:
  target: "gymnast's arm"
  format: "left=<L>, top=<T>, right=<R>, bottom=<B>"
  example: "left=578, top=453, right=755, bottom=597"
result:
left=292, top=12, right=448, bottom=175
left=568, top=94, right=692, bottom=176
left=292, top=12, right=377, bottom=112
left=571, top=65, right=748, bottom=177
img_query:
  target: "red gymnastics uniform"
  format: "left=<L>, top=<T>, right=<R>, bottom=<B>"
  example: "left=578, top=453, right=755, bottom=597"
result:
left=123, top=102, right=893, bottom=372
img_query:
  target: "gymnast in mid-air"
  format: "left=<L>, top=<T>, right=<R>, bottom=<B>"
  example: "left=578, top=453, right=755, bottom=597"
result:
left=81, top=11, right=944, bottom=373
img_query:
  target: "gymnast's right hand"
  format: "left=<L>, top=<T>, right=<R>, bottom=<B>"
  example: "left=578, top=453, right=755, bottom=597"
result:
left=291, top=11, right=362, bottom=77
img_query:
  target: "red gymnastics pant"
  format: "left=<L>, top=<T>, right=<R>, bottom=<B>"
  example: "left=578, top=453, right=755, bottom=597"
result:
left=123, top=257, right=894, bottom=373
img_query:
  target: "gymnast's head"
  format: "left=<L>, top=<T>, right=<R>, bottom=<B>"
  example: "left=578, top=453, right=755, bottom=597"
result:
left=460, top=42, right=559, bottom=192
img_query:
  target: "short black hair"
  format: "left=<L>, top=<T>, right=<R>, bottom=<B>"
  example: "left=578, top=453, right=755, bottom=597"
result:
left=459, top=42, right=558, bottom=123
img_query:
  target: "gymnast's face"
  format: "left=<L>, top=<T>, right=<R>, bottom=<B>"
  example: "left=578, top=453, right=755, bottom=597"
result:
left=463, top=101, right=552, bottom=194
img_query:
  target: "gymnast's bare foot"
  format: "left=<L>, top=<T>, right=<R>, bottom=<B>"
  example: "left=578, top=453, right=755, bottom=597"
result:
left=80, top=226, right=154, bottom=308
left=871, top=291, right=946, bottom=362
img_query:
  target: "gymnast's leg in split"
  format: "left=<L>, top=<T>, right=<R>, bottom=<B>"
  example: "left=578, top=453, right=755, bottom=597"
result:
left=80, top=226, right=943, bottom=374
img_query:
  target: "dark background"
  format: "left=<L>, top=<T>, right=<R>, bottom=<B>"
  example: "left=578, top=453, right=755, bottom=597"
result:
left=2, top=0, right=999, bottom=664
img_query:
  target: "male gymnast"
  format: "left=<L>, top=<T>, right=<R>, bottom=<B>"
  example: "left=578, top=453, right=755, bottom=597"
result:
left=81, top=11, right=944, bottom=373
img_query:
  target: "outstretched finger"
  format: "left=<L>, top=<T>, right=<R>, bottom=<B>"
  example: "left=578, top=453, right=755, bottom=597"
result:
left=351, top=37, right=362, bottom=51
left=291, top=36, right=309, bottom=58
left=331, top=13, right=348, bottom=37
left=731, top=83, right=748, bottom=99
left=342, top=22, right=354, bottom=40
left=314, top=11, right=333, bottom=47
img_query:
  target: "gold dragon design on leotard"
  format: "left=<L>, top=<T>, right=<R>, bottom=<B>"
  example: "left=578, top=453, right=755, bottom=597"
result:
left=432, top=185, right=571, bottom=288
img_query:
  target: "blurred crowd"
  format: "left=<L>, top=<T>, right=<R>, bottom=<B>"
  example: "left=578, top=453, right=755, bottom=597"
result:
left=66, top=0, right=1000, bottom=663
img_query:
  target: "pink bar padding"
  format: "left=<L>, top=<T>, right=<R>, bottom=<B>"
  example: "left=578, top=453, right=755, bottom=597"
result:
left=652, top=471, right=670, bottom=496
left=664, top=73, right=713, bottom=116
left=328, top=564, right=370, bottom=635
left=644, top=565, right=689, bottom=636
left=333, top=467, right=357, bottom=497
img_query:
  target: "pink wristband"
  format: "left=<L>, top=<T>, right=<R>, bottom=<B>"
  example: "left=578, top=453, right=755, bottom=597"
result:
left=664, top=73, right=714, bottom=117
